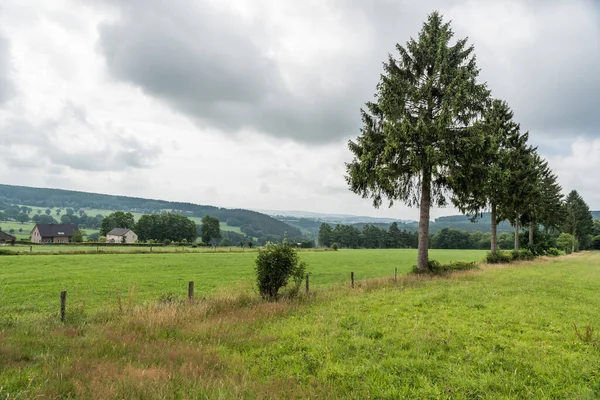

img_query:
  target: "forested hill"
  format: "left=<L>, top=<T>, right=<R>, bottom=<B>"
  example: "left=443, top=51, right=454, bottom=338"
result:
left=0, top=184, right=302, bottom=239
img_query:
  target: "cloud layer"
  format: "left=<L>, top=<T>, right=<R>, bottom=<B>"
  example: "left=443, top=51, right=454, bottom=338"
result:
left=0, top=0, right=598, bottom=219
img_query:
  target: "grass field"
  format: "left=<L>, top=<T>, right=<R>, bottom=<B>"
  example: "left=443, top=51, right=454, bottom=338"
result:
left=0, top=249, right=486, bottom=316
left=2, top=251, right=599, bottom=398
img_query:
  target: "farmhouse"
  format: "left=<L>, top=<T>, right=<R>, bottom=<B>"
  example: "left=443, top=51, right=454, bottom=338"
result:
left=0, top=230, right=15, bottom=245
left=106, top=228, right=138, bottom=244
left=30, top=224, right=77, bottom=243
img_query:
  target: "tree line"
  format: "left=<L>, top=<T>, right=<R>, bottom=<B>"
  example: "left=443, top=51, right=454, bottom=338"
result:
left=345, top=11, right=594, bottom=271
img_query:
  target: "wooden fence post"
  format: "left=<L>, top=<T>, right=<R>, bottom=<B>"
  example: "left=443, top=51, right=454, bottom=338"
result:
left=394, top=267, right=398, bottom=282
left=351, top=272, right=354, bottom=288
left=60, top=291, right=67, bottom=322
left=305, top=274, right=309, bottom=293
left=29, top=245, right=32, bottom=254
left=188, top=281, right=194, bottom=303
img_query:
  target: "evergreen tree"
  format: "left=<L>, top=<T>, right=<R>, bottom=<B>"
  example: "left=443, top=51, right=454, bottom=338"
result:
left=451, top=99, right=521, bottom=253
left=521, top=153, right=563, bottom=246
left=563, top=190, right=593, bottom=250
left=346, top=12, right=489, bottom=271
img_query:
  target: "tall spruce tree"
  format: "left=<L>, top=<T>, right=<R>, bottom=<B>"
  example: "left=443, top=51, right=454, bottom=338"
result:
left=345, top=12, right=489, bottom=271
left=521, top=154, right=563, bottom=246
left=496, top=132, right=538, bottom=250
left=563, top=190, right=594, bottom=250
left=450, top=99, right=521, bottom=253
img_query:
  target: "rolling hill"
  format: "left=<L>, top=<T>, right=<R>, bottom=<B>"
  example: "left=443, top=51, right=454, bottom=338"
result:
left=0, top=184, right=302, bottom=241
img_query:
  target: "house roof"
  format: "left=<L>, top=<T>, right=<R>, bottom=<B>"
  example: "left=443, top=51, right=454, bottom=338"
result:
left=107, top=228, right=133, bottom=236
left=0, top=231, right=15, bottom=241
left=34, top=224, right=78, bottom=237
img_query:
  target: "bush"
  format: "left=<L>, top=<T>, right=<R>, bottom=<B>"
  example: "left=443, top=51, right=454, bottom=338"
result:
left=556, top=233, right=576, bottom=254
left=486, top=251, right=511, bottom=264
left=517, top=249, right=534, bottom=261
left=255, top=241, right=307, bottom=301
left=547, top=247, right=560, bottom=257
left=412, top=259, right=478, bottom=274
left=510, top=250, right=520, bottom=261
left=0, top=248, right=17, bottom=256
left=592, top=236, right=600, bottom=250
left=331, top=243, right=339, bottom=251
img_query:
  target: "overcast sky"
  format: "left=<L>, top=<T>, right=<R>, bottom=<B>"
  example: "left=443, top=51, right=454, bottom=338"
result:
left=0, top=0, right=598, bottom=220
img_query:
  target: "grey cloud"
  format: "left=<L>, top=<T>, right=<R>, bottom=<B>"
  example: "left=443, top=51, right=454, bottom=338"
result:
left=0, top=36, right=14, bottom=104
left=92, top=0, right=600, bottom=144
left=94, top=0, right=366, bottom=143
left=0, top=104, right=162, bottom=171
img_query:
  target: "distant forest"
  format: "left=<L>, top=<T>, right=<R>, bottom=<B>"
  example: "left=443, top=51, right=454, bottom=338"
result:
left=0, top=184, right=302, bottom=240
left=278, top=213, right=516, bottom=236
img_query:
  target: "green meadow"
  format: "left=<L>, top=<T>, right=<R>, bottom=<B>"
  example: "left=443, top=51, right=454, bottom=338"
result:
left=1, top=251, right=599, bottom=398
left=0, top=249, right=485, bottom=316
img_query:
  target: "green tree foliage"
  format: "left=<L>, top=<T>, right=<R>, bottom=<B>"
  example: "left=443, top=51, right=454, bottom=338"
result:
left=556, top=233, right=576, bottom=254
left=135, top=213, right=197, bottom=243
left=451, top=100, right=529, bottom=253
left=15, top=213, right=30, bottom=224
left=200, top=215, right=222, bottom=245
left=345, top=12, right=489, bottom=271
left=45, top=208, right=52, bottom=215
left=496, top=132, right=537, bottom=251
left=563, top=190, right=594, bottom=250
left=255, top=241, right=307, bottom=301
left=60, top=215, right=72, bottom=224
left=520, top=154, right=563, bottom=247
left=318, top=223, right=333, bottom=247
left=592, top=220, right=600, bottom=237
left=72, top=229, right=84, bottom=243
left=32, top=214, right=57, bottom=225
left=100, top=211, right=136, bottom=235
left=592, top=236, right=600, bottom=250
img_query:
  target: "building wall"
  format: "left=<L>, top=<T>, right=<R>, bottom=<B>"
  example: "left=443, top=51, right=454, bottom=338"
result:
left=107, top=231, right=138, bottom=243
left=106, top=234, right=121, bottom=243
left=31, top=227, right=42, bottom=243
left=53, top=236, right=70, bottom=243
left=124, top=231, right=138, bottom=244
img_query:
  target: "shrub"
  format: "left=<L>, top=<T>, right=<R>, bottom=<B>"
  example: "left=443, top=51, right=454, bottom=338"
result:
left=517, top=249, right=534, bottom=261
left=0, top=248, right=17, bottom=256
left=556, top=233, right=576, bottom=254
left=163, top=239, right=171, bottom=246
left=547, top=247, right=560, bottom=257
left=412, top=259, right=478, bottom=274
left=255, top=241, right=307, bottom=301
left=486, top=251, right=511, bottom=264
left=510, top=250, right=520, bottom=261
left=331, top=243, right=339, bottom=251
left=592, top=236, right=600, bottom=250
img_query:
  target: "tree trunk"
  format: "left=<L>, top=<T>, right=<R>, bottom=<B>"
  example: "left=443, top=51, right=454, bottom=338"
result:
left=417, top=170, right=432, bottom=272
left=514, top=215, right=520, bottom=251
left=528, top=221, right=534, bottom=247
left=490, top=203, right=497, bottom=253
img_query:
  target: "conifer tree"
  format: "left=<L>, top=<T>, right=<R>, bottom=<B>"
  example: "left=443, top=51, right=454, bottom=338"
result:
left=346, top=11, right=489, bottom=271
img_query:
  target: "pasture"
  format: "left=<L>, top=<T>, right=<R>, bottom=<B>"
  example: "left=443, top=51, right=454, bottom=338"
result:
left=0, top=249, right=486, bottom=316
left=2, top=251, right=599, bottom=398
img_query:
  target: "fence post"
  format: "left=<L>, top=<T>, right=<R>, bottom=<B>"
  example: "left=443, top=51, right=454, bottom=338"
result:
left=305, top=274, right=309, bottom=293
left=29, top=245, right=32, bottom=254
left=150, top=246, right=153, bottom=253
left=188, top=281, right=194, bottom=303
left=351, top=272, right=354, bottom=288
left=394, top=267, right=398, bottom=282
left=60, top=291, right=67, bottom=322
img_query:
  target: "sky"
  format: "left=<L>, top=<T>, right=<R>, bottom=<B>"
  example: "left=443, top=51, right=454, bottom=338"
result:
left=0, top=0, right=598, bottom=220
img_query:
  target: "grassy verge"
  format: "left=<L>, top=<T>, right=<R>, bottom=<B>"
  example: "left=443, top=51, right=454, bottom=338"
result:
left=2, top=252, right=599, bottom=398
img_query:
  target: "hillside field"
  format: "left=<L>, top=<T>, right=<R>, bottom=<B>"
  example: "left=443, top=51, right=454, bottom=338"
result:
left=0, top=249, right=485, bottom=316
left=1, top=251, right=599, bottom=398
